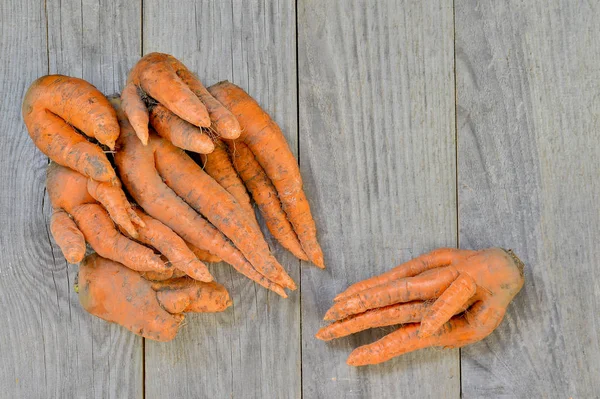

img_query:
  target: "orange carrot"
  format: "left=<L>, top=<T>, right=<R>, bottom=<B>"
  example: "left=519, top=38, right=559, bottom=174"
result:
left=323, top=267, right=459, bottom=321
left=228, top=140, right=308, bottom=261
left=113, top=100, right=289, bottom=297
left=209, top=81, right=324, bottom=267
left=201, top=140, right=259, bottom=227
left=121, top=82, right=150, bottom=145
left=22, top=75, right=119, bottom=184
left=130, top=208, right=213, bottom=282
left=78, top=254, right=231, bottom=342
left=418, top=273, right=476, bottom=338
left=153, top=137, right=295, bottom=290
left=333, top=248, right=462, bottom=302
left=186, top=242, right=222, bottom=263
left=149, top=104, right=215, bottom=153
left=50, top=210, right=85, bottom=263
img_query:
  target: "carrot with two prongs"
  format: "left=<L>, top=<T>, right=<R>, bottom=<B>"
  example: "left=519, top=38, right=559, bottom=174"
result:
left=209, top=81, right=324, bottom=268
left=22, top=75, right=120, bottom=184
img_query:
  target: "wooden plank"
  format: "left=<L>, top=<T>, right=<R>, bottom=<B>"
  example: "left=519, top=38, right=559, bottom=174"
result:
left=0, top=1, right=141, bottom=397
left=456, top=1, right=600, bottom=397
left=142, top=1, right=300, bottom=398
left=298, top=1, right=459, bottom=397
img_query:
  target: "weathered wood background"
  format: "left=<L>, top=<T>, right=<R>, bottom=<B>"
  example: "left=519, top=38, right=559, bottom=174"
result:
left=1, top=1, right=598, bottom=398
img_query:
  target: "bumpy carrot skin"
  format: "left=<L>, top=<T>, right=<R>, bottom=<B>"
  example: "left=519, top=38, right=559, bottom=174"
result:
left=78, top=254, right=231, bottom=342
left=113, top=99, right=290, bottom=297
left=200, top=140, right=259, bottom=228
left=228, top=141, right=308, bottom=261
left=22, top=75, right=119, bottom=184
left=50, top=210, right=86, bottom=263
left=131, top=208, right=213, bottom=282
left=318, top=248, right=525, bottom=366
left=149, top=104, right=215, bottom=153
left=208, top=81, right=324, bottom=268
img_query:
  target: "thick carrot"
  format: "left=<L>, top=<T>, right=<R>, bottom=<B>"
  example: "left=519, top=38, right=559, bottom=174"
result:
left=152, top=278, right=232, bottom=313
left=201, top=140, right=258, bottom=227
left=228, top=141, right=308, bottom=261
left=78, top=254, right=184, bottom=342
left=124, top=53, right=210, bottom=135
left=23, top=75, right=119, bottom=184
left=209, top=81, right=324, bottom=267
left=154, top=138, right=296, bottom=290
left=149, top=104, right=215, bottom=153
left=113, top=102, right=289, bottom=297
left=131, top=209, right=213, bottom=282
left=418, top=273, right=476, bottom=338
left=323, top=267, right=460, bottom=321
left=50, top=210, right=85, bottom=263
left=168, top=56, right=241, bottom=139
left=333, top=248, right=461, bottom=302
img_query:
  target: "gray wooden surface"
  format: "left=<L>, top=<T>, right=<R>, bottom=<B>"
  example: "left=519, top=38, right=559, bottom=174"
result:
left=1, top=1, right=598, bottom=398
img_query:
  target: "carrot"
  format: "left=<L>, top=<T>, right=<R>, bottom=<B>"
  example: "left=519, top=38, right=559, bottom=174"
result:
left=149, top=104, right=215, bottom=153
left=333, top=248, right=462, bottom=302
left=200, top=140, right=259, bottom=228
left=208, top=81, right=324, bottom=267
left=316, top=302, right=428, bottom=341
left=125, top=53, right=210, bottom=131
left=228, top=140, right=308, bottom=261
left=121, top=82, right=150, bottom=145
left=153, top=138, right=295, bottom=290
left=186, top=242, right=223, bottom=263
left=323, top=267, right=459, bottom=321
left=319, top=247, right=525, bottom=366
left=418, top=273, right=476, bottom=338
left=113, top=100, right=290, bottom=297
left=78, top=254, right=183, bottom=342
left=130, top=208, right=213, bottom=282
left=167, top=56, right=240, bottom=139
left=22, top=75, right=119, bottom=184
left=151, top=278, right=232, bottom=313
left=46, top=162, right=169, bottom=274
left=78, top=254, right=231, bottom=342
left=50, top=210, right=85, bottom=263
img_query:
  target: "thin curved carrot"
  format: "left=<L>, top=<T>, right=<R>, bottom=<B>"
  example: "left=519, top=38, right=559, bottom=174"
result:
left=208, top=81, right=324, bottom=267
left=185, top=242, right=222, bottom=263
left=228, top=140, right=308, bottom=261
left=152, top=279, right=232, bottom=313
left=201, top=140, right=258, bottom=227
left=121, top=82, right=150, bottom=145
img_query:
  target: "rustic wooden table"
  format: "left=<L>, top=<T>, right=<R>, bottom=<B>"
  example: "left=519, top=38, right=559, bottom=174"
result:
left=1, top=1, right=598, bottom=398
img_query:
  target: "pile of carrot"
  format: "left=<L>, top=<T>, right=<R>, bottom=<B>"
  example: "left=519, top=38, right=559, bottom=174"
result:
left=22, top=53, right=523, bottom=365
left=22, top=53, right=324, bottom=341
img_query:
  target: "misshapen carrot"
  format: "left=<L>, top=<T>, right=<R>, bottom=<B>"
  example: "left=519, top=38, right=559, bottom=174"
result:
left=113, top=100, right=289, bottom=297
left=209, top=81, right=324, bottom=268
left=22, top=75, right=119, bottom=184
left=50, top=210, right=85, bottom=263
left=149, top=104, right=215, bottom=154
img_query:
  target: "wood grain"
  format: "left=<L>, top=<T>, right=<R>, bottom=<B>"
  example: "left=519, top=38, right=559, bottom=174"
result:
left=142, top=1, right=301, bottom=398
left=0, top=1, right=141, bottom=397
left=298, top=1, right=459, bottom=397
left=456, top=1, right=600, bottom=397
